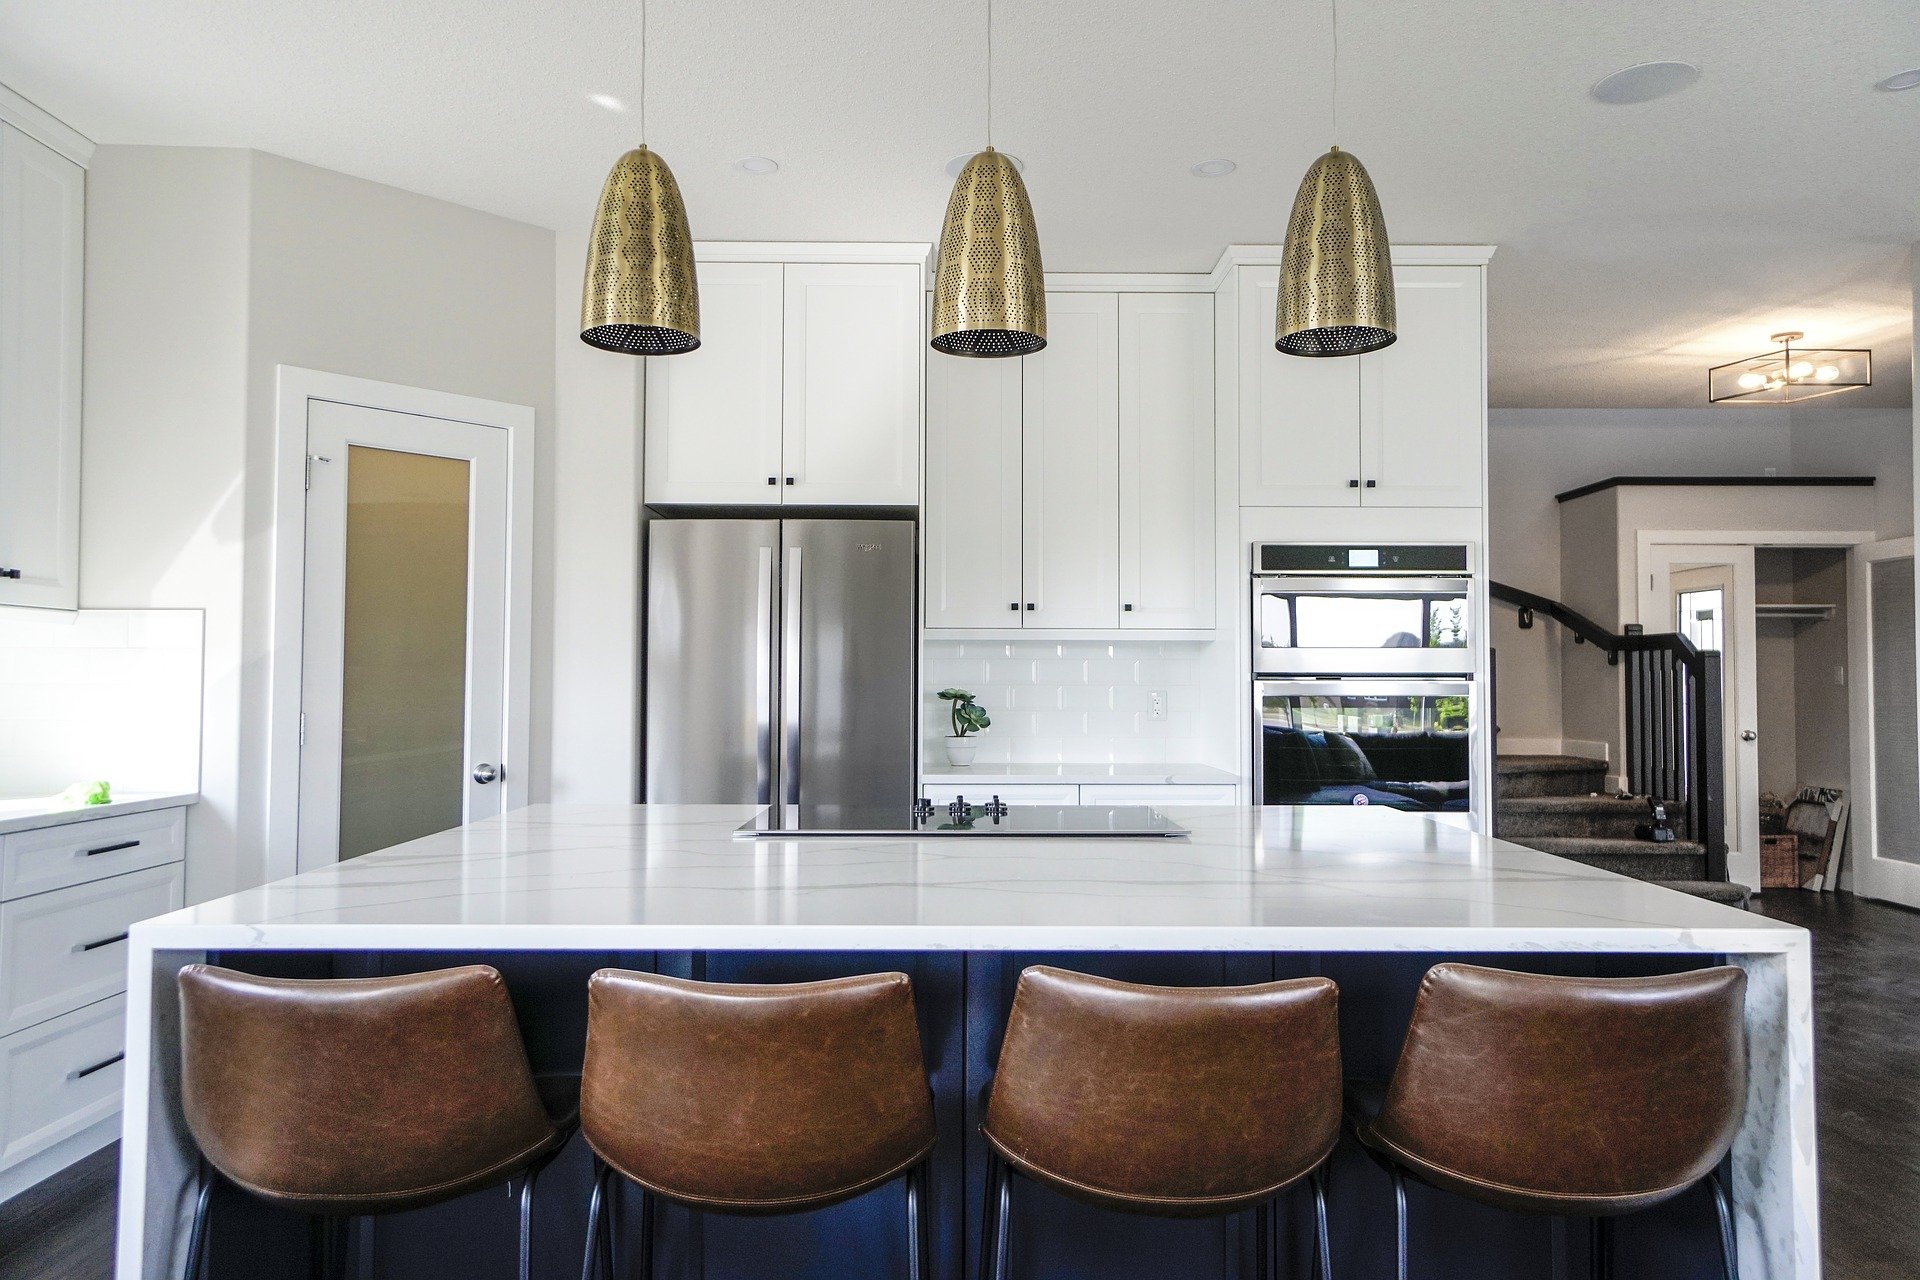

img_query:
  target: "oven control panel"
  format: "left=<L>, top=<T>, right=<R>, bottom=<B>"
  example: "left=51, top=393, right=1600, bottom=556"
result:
left=1254, top=543, right=1469, bottom=575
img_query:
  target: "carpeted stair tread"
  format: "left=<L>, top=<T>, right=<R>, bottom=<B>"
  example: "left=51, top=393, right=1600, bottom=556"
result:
left=1496, top=754, right=1610, bottom=799
left=1496, top=795, right=1688, bottom=840
left=1509, top=835, right=1707, bottom=881
left=1656, top=880, right=1753, bottom=909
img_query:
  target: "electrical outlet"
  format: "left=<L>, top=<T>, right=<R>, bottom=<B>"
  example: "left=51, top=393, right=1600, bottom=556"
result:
left=1148, top=690, right=1167, bottom=721
left=1835, top=664, right=1846, bottom=687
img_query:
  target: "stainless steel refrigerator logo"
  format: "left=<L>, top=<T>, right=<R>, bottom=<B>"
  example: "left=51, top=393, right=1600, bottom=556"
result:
left=856, top=543, right=883, bottom=552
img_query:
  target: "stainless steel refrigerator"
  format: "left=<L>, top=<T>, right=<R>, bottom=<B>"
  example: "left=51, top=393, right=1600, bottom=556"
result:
left=643, top=518, right=916, bottom=816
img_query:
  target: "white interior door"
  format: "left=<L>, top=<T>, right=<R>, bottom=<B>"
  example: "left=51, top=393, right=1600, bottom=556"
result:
left=298, top=400, right=509, bottom=867
left=1849, top=538, right=1920, bottom=907
left=1649, top=545, right=1759, bottom=885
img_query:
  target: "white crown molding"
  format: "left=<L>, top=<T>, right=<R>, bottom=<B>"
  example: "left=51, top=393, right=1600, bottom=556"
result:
left=1205, top=243, right=1497, bottom=289
left=694, top=241, right=931, bottom=264
left=1042, top=272, right=1212, bottom=293
left=0, top=83, right=93, bottom=167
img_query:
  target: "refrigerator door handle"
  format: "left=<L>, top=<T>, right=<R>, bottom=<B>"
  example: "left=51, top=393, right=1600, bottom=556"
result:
left=782, top=545, right=804, bottom=807
left=754, top=545, right=775, bottom=805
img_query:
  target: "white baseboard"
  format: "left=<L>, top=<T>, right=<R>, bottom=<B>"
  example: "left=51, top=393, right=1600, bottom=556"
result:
left=0, top=1112, right=117, bottom=1203
left=1562, top=738, right=1611, bottom=763
left=1494, top=737, right=1563, bottom=757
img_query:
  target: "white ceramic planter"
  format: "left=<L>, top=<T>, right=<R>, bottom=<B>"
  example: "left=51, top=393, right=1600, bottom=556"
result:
left=944, top=736, right=980, bottom=766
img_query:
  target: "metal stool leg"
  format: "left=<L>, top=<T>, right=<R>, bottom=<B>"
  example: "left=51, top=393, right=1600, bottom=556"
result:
left=1390, top=1165, right=1409, bottom=1280
left=1253, top=1202, right=1271, bottom=1280
left=517, top=1144, right=565, bottom=1280
left=1587, top=1217, right=1614, bottom=1280
left=976, top=1152, right=1001, bottom=1280
left=904, top=1162, right=931, bottom=1280
left=1310, top=1168, right=1333, bottom=1280
left=183, top=1161, right=215, bottom=1280
left=1708, top=1172, right=1740, bottom=1280
left=985, top=1152, right=1012, bottom=1280
left=580, top=1158, right=614, bottom=1280
left=633, top=1188, right=653, bottom=1280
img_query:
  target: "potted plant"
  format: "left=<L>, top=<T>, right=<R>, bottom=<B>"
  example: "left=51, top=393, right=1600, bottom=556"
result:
left=937, top=688, right=991, bottom=766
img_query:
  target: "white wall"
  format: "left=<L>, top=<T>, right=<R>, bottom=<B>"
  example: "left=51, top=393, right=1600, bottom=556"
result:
left=82, top=146, right=558, bottom=900
left=1788, top=402, right=1913, bottom=539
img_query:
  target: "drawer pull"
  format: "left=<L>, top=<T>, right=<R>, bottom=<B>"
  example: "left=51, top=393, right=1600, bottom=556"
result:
left=71, top=1052, right=125, bottom=1081
left=82, top=839, right=141, bottom=857
left=77, top=932, right=131, bottom=953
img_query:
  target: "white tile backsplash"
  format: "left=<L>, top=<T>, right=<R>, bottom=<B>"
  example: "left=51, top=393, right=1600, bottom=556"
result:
left=924, top=639, right=1212, bottom=765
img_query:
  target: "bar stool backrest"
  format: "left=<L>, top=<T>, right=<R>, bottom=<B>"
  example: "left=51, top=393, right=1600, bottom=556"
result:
left=580, top=969, right=937, bottom=1214
left=177, top=964, right=559, bottom=1214
left=983, top=966, right=1342, bottom=1217
left=1370, top=964, right=1748, bottom=1212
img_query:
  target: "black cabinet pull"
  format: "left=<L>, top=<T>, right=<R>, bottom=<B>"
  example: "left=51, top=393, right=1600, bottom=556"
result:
left=784, top=477, right=795, bottom=485
left=1009, top=602, right=1019, bottom=611
left=766, top=476, right=777, bottom=486
left=1123, top=604, right=1133, bottom=612
left=1365, top=479, right=1377, bottom=488
left=82, top=840, right=140, bottom=857
left=77, top=932, right=130, bottom=953
left=1024, top=603, right=1035, bottom=611
left=0, top=567, right=19, bottom=579
left=72, top=1053, right=124, bottom=1081
left=1348, top=479, right=1360, bottom=488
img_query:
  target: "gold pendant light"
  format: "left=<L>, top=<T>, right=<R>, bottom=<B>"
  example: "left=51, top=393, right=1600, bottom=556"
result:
left=580, top=0, right=700, bottom=355
left=1275, top=0, right=1395, bottom=357
left=931, top=0, right=1046, bottom=357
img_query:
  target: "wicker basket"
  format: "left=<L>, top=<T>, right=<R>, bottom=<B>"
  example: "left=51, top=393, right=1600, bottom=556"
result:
left=1761, top=834, right=1802, bottom=889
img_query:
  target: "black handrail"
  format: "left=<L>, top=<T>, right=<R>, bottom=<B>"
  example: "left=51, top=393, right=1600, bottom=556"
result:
left=1491, top=580, right=1727, bottom=882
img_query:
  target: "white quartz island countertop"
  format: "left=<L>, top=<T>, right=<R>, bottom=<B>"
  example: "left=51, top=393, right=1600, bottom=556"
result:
left=133, top=803, right=1801, bottom=955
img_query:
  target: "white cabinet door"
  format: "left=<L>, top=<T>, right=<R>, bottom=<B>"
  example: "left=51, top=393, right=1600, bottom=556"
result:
left=0, top=993, right=126, bottom=1170
left=1360, top=265, right=1484, bottom=508
left=1022, top=293, right=1119, bottom=628
left=1236, top=266, right=1362, bottom=508
left=925, top=355, right=1023, bottom=627
left=1079, top=783, right=1239, bottom=806
left=0, top=123, right=84, bottom=609
left=643, top=260, right=784, bottom=504
left=782, top=263, right=922, bottom=505
left=1118, top=294, right=1214, bottom=630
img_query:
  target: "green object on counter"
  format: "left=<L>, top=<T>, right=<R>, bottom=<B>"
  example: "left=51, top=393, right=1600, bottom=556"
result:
left=59, top=781, right=111, bottom=807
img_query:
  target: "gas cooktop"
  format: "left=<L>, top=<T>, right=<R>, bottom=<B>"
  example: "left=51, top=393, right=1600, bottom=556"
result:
left=738, top=797, right=1189, bottom=838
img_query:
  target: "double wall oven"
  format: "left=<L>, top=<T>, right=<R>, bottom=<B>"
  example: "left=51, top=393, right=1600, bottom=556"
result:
left=1252, top=544, right=1476, bottom=814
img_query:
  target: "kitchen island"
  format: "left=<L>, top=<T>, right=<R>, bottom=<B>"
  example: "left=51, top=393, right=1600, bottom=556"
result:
left=117, top=804, right=1816, bottom=1279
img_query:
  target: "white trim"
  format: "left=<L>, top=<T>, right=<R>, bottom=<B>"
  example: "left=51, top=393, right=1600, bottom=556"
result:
left=1496, top=736, right=1565, bottom=758
left=1204, top=243, right=1498, bottom=290
left=0, top=84, right=93, bottom=166
left=695, top=240, right=929, bottom=271
left=266, top=367, right=535, bottom=884
left=1634, top=529, right=1878, bottom=625
left=1044, top=273, right=1213, bottom=294
left=1847, top=536, right=1920, bottom=908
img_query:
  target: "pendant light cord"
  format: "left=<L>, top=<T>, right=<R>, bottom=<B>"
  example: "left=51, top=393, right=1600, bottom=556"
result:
left=985, top=0, right=994, bottom=147
left=639, top=0, right=649, bottom=144
left=1330, top=0, right=1339, bottom=144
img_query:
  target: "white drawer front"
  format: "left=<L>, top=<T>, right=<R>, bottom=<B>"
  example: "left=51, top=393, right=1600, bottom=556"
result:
left=1079, top=784, right=1239, bottom=806
left=0, top=994, right=126, bottom=1170
left=0, top=807, right=187, bottom=901
left=922, top=783, right=1082, bottom=806
left=0, top=864, right=183, bottom=1035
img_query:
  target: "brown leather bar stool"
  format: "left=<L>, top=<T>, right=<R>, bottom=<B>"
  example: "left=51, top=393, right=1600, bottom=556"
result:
left=979, top=966, right=1343, bottom=1280
left=177, top=964, right=578, bottom=1280
left=1349, top=963, right=1747, bottom=1280
left=577, top=969, right=938, bottom=1280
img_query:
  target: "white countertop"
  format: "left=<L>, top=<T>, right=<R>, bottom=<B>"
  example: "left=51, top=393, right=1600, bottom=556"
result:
left=0, top=791, right=198, bottom=836
left=133, top=804, right=1801, bottom=955
left=920, top=762, right=1238, bottom=786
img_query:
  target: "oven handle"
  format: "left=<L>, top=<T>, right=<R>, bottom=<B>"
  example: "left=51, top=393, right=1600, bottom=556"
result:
left=1254, top=676, right=1474, bottom=699
left=1250, top=575, right=1471, bottom=595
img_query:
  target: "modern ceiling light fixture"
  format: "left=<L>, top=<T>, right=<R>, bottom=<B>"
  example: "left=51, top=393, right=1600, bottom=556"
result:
left=1589, top=61, right=1702, bottom=105
left=736, top=156, right=780, bottom=175
left=931, top=0, right=1046, bottom=358
left=1708, top=332, right=1872, bottom=405
left=1275, top=0, right=1396, bottom=357
left=1875, top=68, right=1920, bottom=92
left=1192, top=159, right=1238, bottom=177
left=580, top=0, right=700, bottom=355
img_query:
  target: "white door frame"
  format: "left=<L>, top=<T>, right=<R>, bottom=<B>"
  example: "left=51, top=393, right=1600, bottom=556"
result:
left=265, top=367, right=534, bottom=884
left=1848, top=536, right=1920, bottom=907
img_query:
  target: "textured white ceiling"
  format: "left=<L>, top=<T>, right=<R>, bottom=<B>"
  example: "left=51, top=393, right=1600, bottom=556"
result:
left=2, top=0, right=1914, bottom=408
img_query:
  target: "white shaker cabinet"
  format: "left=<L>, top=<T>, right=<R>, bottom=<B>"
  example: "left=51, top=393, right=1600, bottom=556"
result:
left=643, top=257, right=922, bottom=507
left=1237, top=262, right=1484, bottom=509
left=1022, top=293, right=1120, bottom=629
left=0, top=121, right=84, bottom=610
left=1118, top=294, right=1214, bottom=629
left=924, top=354, right=1023, bottom=627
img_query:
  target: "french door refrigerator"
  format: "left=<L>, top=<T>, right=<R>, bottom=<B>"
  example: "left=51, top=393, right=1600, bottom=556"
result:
left=644, top=518, right=916, bottom=816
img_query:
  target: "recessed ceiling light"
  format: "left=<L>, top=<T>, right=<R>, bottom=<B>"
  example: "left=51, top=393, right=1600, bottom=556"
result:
left=946, top=152, right=1023, bottom=179
left=587, top=92, right=629, bottom=113
left=1875, top=68, right=1920, bottom=92
left=1191, top=159, right=1237, bottom=177
left=1588, top=61, right=1701, bottom=105
left=736, top=156, right=780, bottom=175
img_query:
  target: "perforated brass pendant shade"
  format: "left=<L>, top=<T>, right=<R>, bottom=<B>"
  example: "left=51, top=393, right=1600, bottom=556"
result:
left=1275, top=146, right=1396, bottom=357
left=931, top=148, right=1046, bottom=358
left=580, top=146, right=700, bottom=355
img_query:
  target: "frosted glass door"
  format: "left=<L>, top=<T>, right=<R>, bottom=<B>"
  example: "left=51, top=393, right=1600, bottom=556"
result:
left=300, top=401, right=508, bottom=867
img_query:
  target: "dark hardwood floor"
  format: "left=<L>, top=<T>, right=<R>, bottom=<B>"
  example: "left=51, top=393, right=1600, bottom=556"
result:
left=1750, top=888, right=1920, bottom=1280
left=2, top=890, right=1912, bottom=1279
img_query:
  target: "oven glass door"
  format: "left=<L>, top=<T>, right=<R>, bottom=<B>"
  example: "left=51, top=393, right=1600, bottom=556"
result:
left=1256, top=679, right=1472, bottom=811
left=1254, top=576, right=1470, bottom=674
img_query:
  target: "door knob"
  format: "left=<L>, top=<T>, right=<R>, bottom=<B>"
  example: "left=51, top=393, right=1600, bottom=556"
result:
left=472, top=763, right=502, bottom=784
left=1740, top=730, right=1757, bottom=742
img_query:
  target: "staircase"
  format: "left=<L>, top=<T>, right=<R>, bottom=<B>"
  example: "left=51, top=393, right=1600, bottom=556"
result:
left=1496, top=756, right=1749, bottom=906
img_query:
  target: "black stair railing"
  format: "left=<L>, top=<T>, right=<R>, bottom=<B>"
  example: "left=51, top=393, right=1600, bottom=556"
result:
left=1491, top=581, right=1727, bottom=881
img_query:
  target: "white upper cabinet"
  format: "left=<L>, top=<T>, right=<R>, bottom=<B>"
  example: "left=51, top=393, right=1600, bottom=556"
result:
left=644, top=260, right=784, bottom=504
left=1360, top=265, right=1484, bottom=507
left=782, top=263, right=921, bottom=506
left=0, top=121, right=84, bottom=610
left=1118, top=294, right=1214, bottom=629
left=1238, top=261, right=1485, bottom=508
left=644, top=257, right=922, bottom=506
left=1238, top=266, right=1362, bottom=507
left=1022, top=293, right=1120, bottom=629
left=924, top=355, right=1022, bottom=628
